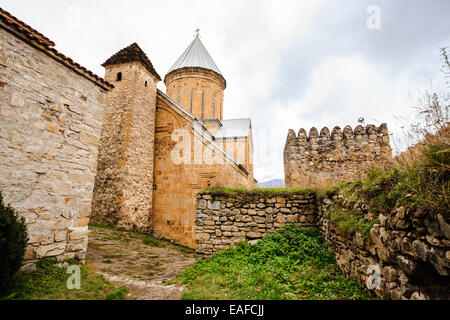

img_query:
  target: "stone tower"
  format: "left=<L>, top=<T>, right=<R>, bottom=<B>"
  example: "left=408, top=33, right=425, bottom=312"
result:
left=164, top=33, right=226, bottom=124
left=92, top=43, right=161, bottom=232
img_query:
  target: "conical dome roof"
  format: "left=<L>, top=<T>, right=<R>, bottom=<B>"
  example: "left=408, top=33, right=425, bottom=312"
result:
left=167, top=34, right=223, bottom=76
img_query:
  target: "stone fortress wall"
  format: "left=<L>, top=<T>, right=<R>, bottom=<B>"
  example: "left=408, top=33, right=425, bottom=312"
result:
left=195, top=191, right=317, bottom=255
left=0, top=10, right=111, bottom=262
left=284, top=124, right=392, bottom=188
left=317, top=191, right=449, bottom=300
left=195, top=190, right=450, bottom=300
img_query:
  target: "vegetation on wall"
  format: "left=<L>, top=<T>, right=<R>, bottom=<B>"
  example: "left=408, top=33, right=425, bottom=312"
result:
left=199, top=187, right=316, bottom=198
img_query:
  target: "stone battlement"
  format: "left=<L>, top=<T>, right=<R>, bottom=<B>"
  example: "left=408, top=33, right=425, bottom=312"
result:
left=284, top=124, right=392, bottom=187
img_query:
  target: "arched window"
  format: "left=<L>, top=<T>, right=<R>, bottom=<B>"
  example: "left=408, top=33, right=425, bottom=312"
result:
left=116, top=72, right=122, bottom=82
left=145, top=81, right=148, bottom=87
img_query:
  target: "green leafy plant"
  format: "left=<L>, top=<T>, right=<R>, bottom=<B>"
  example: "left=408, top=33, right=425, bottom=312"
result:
left=0, top=193, right=28, bottom=289
left=177, top=225, right=371, bottom=300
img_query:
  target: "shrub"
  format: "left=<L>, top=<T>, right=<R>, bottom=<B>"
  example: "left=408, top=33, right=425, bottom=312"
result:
left=0, top=193, right=28, bottom=288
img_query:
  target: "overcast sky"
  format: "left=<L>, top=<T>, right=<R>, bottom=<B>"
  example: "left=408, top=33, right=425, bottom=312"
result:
left=2, top=0, right=449, bottom=182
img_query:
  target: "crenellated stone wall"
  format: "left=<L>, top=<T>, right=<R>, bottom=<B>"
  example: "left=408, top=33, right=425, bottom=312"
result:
left=194, top=190, right=317, bottom=255
left=0, top=26, right=110, bottom=262
left=284, top=124, right=392, bottom=187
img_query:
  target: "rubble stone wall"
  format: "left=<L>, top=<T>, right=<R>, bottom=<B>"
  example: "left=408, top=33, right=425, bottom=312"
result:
left=0, top=27, right=109, bottom=262
left=318, top=191, right=450, bottom=300
left=195, top=189, right=450, bottom=299
left=194, top=190, right=317, bottom=255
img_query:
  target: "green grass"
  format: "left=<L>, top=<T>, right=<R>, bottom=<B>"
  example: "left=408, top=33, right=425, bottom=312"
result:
left=0, top=258, right=128, bottom=300
left=176, top=225, right=371, bottom=300
left=139, top=234, right=167, bottom=248
left=327, top=206, right=375, bottom=239
left=199, top=187, right=316, bottom=198
left=322, top=147, right=449, bottom=239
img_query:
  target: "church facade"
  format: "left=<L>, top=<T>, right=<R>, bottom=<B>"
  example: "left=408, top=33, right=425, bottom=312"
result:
left=91, top=36, right=255, bottom=248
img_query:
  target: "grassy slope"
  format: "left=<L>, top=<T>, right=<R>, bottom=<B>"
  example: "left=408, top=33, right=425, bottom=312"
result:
left=0, top=257, right=128, bottom=300
left=176, top=226, right=371, bottom=300
left=323, top=128, right=450, bottom=240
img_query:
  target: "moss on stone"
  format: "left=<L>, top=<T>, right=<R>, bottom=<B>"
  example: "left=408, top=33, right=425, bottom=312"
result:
left=199, top=187, right=316, bottom=198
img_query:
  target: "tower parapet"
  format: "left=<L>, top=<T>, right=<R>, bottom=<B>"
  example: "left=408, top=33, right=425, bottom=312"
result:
left=284, top=123, right=392, bottom=187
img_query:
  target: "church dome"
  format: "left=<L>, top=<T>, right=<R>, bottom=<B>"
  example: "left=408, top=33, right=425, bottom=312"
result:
left=166, top=33, right=223, bottom=77
left=164, top=32, right=226, bottom=120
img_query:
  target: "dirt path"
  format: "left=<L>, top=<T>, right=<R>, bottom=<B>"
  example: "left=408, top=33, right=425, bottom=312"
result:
left=86, top=225, right=198, bottom=300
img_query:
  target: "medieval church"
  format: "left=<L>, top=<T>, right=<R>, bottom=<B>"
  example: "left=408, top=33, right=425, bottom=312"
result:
left=0, top=6, right=255, bottom=264
left=91, top=34, right=256, bottom=248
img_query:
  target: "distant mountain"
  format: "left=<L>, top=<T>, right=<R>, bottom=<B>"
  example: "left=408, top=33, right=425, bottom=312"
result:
left=256, top=179, right=285, bottom=188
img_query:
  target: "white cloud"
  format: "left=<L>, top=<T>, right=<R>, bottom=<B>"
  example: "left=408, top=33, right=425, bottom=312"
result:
left=2, top=0, right=448, bottom=183
left=254, top=55, right=432, bottom=181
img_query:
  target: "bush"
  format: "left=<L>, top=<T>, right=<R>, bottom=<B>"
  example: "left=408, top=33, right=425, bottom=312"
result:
left=0, top=193, right=28, bottom=288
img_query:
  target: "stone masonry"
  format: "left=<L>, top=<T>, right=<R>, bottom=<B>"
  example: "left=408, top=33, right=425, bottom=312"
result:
left=165, top=67, right=226, bottom=121
left=92, top=43, right=160, bottom=233
left=195, top=190, right=317, bottom=255
left=195, top=189, right=450, bottom=300
left=91, top=40, right=255, bottom=248
left=0, top=9, right=111, bottom=262
left=318, top=190, right=450, bottom=300
left=284, top=124, right=392, bottom=187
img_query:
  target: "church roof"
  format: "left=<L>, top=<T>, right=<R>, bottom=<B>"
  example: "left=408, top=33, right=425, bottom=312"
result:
left=214, top=118, right=251, bottom=138
left=102, top=43, right=161, bottom=80
left=156, top=90, right=249, bottom=175
left=167, top=34, right=223, bottom=77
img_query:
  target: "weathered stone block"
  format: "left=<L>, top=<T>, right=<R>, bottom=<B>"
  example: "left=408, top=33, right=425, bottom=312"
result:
left=197, top=233, right=210, bottom=241
left=247, top=232, right=262, bottom=239
left=36, top=243, right=67, bottom=258
left=69, top=229, right=89, bottom=240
